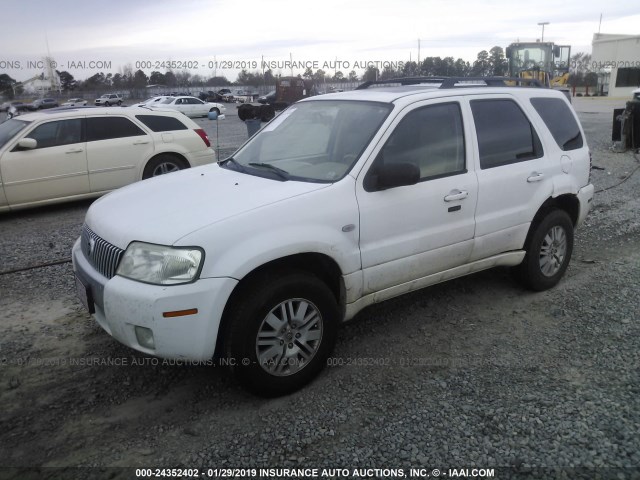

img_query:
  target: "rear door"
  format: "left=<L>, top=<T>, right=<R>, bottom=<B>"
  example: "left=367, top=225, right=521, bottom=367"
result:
left=357, top=99, right=478, bottom=295
left=187, top=98, right=206, bottom=116
left=1, top=117, right=88, bottom=206
left=0, top=175, right=8, bottom=211
left=467, top=95, right=553, bottom=261
left=85, top=116, right=154, bottom=192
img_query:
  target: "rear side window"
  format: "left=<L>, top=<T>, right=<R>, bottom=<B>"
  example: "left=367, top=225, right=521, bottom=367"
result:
left=530, top=97, right=583, bottom=151
left=87, top=117, right=146, bottom=141
left=136, top=115, right=188, bottom=132
left=471, top=99, right=543, bottom=169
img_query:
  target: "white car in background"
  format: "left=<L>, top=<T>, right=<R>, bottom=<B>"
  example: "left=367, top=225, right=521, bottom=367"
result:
left=150, top=96, right=226, bottom=118
left=61, top=98, right=88, bottom=107
left=130, top=96, right=174, bottom=108
left=0, top=107, right=215, bottom=211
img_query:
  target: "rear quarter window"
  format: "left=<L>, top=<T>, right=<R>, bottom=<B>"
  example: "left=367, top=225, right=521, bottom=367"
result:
left=135, top=115, right=188, bottom=132
left=530, top=97, right=584, bottom=151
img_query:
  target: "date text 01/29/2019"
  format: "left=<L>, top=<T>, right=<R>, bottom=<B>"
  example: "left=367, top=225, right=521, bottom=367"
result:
left=133, top=60, right=259, bottom=70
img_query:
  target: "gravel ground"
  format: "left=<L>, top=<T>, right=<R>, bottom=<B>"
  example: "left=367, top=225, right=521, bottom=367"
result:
left=0, top=97, right=639, bottom=480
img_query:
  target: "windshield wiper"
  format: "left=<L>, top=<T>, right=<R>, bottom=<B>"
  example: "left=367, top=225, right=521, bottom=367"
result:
left=220, top=157, right=248, bottom=173
left=248, top=162, right=290, bottom=180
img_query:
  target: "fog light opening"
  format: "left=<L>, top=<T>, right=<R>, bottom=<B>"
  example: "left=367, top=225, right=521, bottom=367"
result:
left=135, top=326, right=156, bottom=350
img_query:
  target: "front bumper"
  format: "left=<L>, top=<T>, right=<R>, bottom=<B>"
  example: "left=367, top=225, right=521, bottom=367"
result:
left=72, top=238, right=238, bottom=361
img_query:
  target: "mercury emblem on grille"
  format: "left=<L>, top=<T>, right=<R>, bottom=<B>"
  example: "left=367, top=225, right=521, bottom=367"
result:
left=87, top=237, right=95, bottom=256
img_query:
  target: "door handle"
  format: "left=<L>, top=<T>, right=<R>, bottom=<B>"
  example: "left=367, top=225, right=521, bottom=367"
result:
left=133, top=140, right=150, bottom=145
left=65, top=148, right=83, bottom=154
left=527, top=172, right=545, bottom=182
left=444, top=190, right=469, bottom=202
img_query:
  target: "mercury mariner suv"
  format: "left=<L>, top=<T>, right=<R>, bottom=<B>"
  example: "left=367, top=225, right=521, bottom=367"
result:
left=73, top=77, right=594, bottom=396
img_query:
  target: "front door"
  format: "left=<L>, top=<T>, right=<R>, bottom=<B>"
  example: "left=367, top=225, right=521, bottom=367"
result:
left=1, top=118, right=88, bottom=206
left=357, top=100, right=478, bottom=295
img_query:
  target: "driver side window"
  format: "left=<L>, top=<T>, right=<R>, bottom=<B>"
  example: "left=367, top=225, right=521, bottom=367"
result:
left=377, top=102, right=466, bottom=181
left=26, top=119, right=83, bottom=149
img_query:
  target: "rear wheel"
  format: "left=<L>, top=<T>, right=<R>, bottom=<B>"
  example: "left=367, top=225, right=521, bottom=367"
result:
left=142, top=154, right=188, bottom=179
left=226, top=271, right=339, bottom=397
left=513, top=209, right=574, bottom=291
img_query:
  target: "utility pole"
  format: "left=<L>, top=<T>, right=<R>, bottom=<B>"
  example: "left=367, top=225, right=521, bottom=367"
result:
left=598, top=14, right=602, bottom=34
left=538, top=22, right=549, bottom=42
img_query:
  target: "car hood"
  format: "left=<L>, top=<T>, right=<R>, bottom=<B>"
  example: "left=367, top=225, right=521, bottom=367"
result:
left=85, top=164, right=330, bottom=249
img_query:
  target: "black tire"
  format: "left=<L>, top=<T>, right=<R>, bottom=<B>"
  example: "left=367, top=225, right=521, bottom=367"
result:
left=104, top=101, right=110, bottom=107
left=259, top=104, right=275, bottom=122
left=117, top=100, right=122, bottom=106
left=209, top=107, right=220, bottom=116
left=513, top=209, right=574, bottom=291
left=142, top=154, right=188, bottom=179
left=225, top=270, right=339, bottom=397
left=237, top=103, right=256, bottom=121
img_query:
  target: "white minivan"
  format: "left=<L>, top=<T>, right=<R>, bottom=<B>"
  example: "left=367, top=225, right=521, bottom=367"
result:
left=73, top=78, right=594, bottom=396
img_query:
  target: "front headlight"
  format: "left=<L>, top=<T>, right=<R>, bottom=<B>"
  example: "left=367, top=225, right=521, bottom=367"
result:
left=116, top=242, right=204, bottom=285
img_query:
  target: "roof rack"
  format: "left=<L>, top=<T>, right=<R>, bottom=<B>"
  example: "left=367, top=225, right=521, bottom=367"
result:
left=355, top=76, right=545, bottom=90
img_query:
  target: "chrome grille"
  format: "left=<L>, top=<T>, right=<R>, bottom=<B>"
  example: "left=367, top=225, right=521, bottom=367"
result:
left=80, top=225, right=124, bottom=279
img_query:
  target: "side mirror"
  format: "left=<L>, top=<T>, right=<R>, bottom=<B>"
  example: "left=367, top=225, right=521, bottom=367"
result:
left=16, top=138, right=37, bottom=150
left=367, top=162, right=420, bottom=191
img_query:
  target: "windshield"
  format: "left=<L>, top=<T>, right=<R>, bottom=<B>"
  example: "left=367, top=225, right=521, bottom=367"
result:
left=0, top=119, right=30, bottom=149
left=229, top=100, right=392, bottom=182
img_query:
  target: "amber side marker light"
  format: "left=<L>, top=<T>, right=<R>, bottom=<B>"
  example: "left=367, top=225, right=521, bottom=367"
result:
left=163, top=308, right=199, bottom=318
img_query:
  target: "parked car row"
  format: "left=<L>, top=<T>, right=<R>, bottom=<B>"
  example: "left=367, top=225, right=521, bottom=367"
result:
left=0, top=106, right=216, bottom=211
left=1, top=97, right=88, bottom=113
left=0, top=98, right=59, bottom=112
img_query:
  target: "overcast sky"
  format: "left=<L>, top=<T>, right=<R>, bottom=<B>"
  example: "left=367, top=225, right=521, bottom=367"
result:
left=1, top=0, right=639, bottom=82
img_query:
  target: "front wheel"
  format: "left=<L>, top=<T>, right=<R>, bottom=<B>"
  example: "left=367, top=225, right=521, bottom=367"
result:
left=226, top=271, right=339, bottom=397
left=117, top=100, right=122, bottom=106
left=513, top=209, right=574, bottom=291
left=104, top=101, right=110, bottom=107
left=142, top=154, right=188, bottom=179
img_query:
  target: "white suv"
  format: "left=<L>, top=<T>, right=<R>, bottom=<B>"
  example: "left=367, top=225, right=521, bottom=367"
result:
left=0, top=106, right=214, bottom=211
left=72, top=78, right=594, bottom=396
